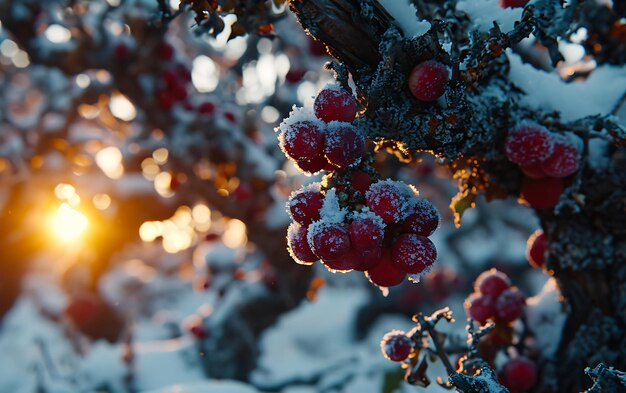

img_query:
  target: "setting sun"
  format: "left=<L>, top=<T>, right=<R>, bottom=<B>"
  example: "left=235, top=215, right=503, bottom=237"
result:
left=51, top=203, right=89, bottom=241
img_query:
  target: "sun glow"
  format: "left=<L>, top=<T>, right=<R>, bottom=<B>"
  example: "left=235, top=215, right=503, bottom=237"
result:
left=51, top=203, right=89, bottom=241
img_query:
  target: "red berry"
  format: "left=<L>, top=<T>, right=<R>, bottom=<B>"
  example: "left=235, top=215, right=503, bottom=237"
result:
left=294, top=152, right=333, bottom=175
left=183, top=315, right=207, bottom=339
left=157, top=42, right=174, bottom=60
left=314, top=87, right=357, bottom=123
left=353, top=246, right=383, bottom=271
left=224, top=112, right=237, bottom=123
left=495, top=288, right=526, bottom=322
left=541, top=136, right=580, bottom=178
left=402, top=198, right=440, bottom=237
left=520, top=163, right=548, bottom=179
left=366, top=248, right=406, bottom=287
left=308, top=37, right=327, bottom=57
left=199, top=102, right=216, bottom=115
left=285, top=68, right=306, bottom=84
left=288, top=185, right=323, bottom=225
left=161, top=68, right=178, bottom=87
left=526, top=230, right=547, bottom=268
left=308, top=222, right=351, bottom=261
left=175, top=63, right=192, bottom=81
left=474, top=268, right=511, bottom=299
left=66, top=294, right=99, bottom=325
left=499, top=0, right=529, bottom=8
left=323, top=123, right=364, bottom=168
left=391, top=234, right=437, bottom=274
left=500, top=356, right=537, bottom=393
left=380, top=330, right=414, bottom=362
left=408, top=60, right=449, bottom=102
left=351, top=171, right=372, bottom=194
left=279, top=121, right=325, bottom=163
left=113, top=43, right=129, bottom=60
left=157, top=90, right=174, bottom=110
left=233, top=183, right=252, bottom=202
left=505, top=124, right=554, bottom=166
left=348, top=214, right=385, bottom=251
left=464, top=293, right=496, bottom=325
left=287, top=223, right=317, bottom=265
left=520, top=176, right=564, bottom=209
left=365, top=180, right=416, bottom=224
left=322, top=248, right=362, bottom=272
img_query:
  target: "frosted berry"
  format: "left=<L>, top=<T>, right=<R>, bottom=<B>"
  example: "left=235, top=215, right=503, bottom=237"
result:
left=323, top=124, right=364, bottom=168
left=288, top=185, right=323, bottom=225
left=402, top=198, right=440, bottom=236
left=464, top=292, right=496, bottom=325
left=294, top=152, right=333, bottom=175
left=495, top=288, right=526, bottom=322
left=366, top=248, right=406, bottom=287
left=380, top=330, right=414, bottom=362
left=322, top=248, right=363, bottom=272
left=505, top=124, right=554, bottom=166
left=526, top=230, right=547, bottom=268
left=365, top=180, right=416, bottom=224
left=541, top=136, right=580, bottom=178
left=474, top=268, right=511, bottom=299
left=308, top=222, right=351, bottom=261
left=408, top=60, right=449, bottom=102
left=391, top=234, right=437, bottom=274
left=520, top=176, right=564, bottom=209
left=348, top=216, right=384, bottom=251
left=500, top=356, right=537, bottom=393
left=353, top=246, right=383, bottom=271
left=279, top=121, right=325, bottom=163
left=314, top=87, right=357, bottom=123
left=287, top=223, right=317, bottom=265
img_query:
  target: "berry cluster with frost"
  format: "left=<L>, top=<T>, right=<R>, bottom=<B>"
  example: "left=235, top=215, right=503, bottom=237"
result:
left=464, top=269, right=526, bottom=325
left=277, top=85, right=363, bottom=174
left=285, top=177, right=440, bottom=288
left=504, top=123, right=581, bottom=209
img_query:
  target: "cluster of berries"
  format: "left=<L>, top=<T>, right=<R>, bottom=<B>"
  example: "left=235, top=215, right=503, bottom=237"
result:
left=286, top=178, right=440, bottom=288
left=278, top=86, right=362, bottom=173
left=464, top=269, right=526, bottom=325
left=504, top=123, right=581, bottom=209
left=153, top=42, right=192, bottom=111
left=526, top=229, right=548, bottom=268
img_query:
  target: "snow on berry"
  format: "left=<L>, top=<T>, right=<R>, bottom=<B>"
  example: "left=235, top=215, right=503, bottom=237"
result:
left=541, top=134, right=581, bottom=178
left=391, top=234, right=437, bottom=275
left=408, top=60, right=449, bottom=102
left=464, top=292, right=496, bottom=325
left=380, top=330, right=414, bottom=362
left=348, top=209, right=385, bottom=251
left=287, top=183, right=324, bottom=225
left=323, top=122, right=365, bottom=168
left=505, top=123, right=554, bottom=166
left=366, top=248, right=406, bottom=287
left=526, top=229, right=547, bottom=268
left=318, top=188, right=349, bottom=223
left=520, top=176, right=564, bottom=209
left=287, top=222, right=318, bottom=265
left=307, top=220, right=351, bottom=261
left=313, top=85, right=357, bottom=123
left=499, top=356, right=537, bottom=393
left=278, top=120, right=325, bottom=163
left=402, top=198, right=440, bottom=236
left=365, top=179, right=419, bottom=224
left=495, top=288, right=526, bottom=322
left=474, top=268, right=511, bottom=299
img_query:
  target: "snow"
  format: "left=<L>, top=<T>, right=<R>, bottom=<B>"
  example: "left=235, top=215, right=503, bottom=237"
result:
left=525, top=278, right=566, bottom=358
left=508, top=50, right=626, bottom=121
left=277, top=106, right=320, bottom=135
left=378, top=0, right=431, bottom=38
left=143, top=381, right=260, bottom=393
left=318, top=188, right=348, bottom=223
left=456, top=0, right=523, bottom=33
